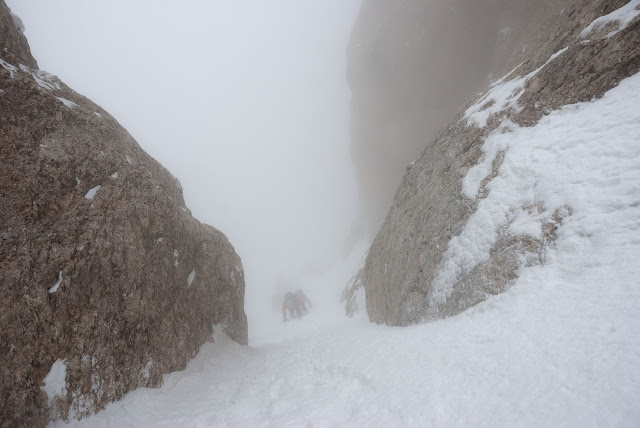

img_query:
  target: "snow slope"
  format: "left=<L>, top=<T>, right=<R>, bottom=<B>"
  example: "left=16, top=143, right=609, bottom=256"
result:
left=53, top=72, right=640, bottom=427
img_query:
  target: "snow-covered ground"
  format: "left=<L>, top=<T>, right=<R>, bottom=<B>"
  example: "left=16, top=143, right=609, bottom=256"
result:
left=54, top=72, right=640, bottom=427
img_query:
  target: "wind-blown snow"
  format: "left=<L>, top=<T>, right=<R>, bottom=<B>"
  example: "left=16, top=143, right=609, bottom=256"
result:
left=83, top=185, right=102, bottom=200
left=48, top=271, right=63, bottom=294
left=42, top=359, right=67, bottom=406
left=465, top=48, right=568, bottom=128
left=54, top=74, right=640, bottom=427
left=580, top=0, right=640, bottom=39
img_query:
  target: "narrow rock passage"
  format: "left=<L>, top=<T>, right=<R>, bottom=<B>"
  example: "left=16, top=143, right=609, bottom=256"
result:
left=55, top=73, right=640, bottom=428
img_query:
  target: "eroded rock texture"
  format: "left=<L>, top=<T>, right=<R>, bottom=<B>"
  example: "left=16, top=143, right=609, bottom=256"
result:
left=0, top=2, right=247, bottom=426
left=344, top=0, right=640, bottom=324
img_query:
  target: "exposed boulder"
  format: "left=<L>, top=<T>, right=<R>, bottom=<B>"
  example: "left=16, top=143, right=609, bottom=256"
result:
left=345, top=0, right=640, bottom=324
left=0, top=2, right=248, bottom=426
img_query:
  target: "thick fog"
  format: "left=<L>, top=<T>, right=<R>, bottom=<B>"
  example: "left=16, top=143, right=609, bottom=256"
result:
left=347, top=0, right=568, bottom=236
left=8, top=0, right=362, bottom=331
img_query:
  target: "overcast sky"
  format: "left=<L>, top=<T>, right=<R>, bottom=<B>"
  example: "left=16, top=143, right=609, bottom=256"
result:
left=7, top=0, right=362, bottom=322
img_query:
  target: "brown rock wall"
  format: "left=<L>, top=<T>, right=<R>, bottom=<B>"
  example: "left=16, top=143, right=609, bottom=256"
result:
left=0, top=2, right=247, bottom=425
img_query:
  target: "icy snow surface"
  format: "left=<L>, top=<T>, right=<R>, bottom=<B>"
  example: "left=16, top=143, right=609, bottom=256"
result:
left=580, top=0, right=640, bottom=39
left=55, top=74, right=640, bottom=427
left=42, top=359, right=68, bottom=406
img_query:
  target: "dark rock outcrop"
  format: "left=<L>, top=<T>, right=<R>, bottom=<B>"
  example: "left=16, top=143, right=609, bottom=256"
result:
left=344, top=0, right=640, bottom=324
left=0, top=2, right=248, bottom=426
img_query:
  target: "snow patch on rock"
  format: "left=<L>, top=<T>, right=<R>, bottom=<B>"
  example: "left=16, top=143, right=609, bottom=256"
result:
left=0, top=58, right=17, bottom=77
left=187, top=269, right=196, bottom=287
left=56, top=97, right=78, bottom=109
left=48, top=271, right=63, bottom=293
left=84, top=185, right=102, bottom=200
left=141, top=360, right=153, bottom=380
left=41, top=359, right=67, bottom=405
left=465, top=47, right=568, bottom=128
left=19, top=64, right=61, bottom=90
left=462, top=120, right=515, bottom=199
left=580, top=0, right=640, bottom=39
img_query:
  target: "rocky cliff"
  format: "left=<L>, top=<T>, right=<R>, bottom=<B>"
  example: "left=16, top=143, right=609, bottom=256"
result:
left=0, top=2, right=248, bottom=426
left=348, top=0, right=570, bottom=236
left=344, top=0, right=640, bottom=324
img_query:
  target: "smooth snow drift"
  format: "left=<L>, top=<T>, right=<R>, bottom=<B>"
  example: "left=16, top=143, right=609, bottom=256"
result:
left=54, top=73, right=640, bottom=427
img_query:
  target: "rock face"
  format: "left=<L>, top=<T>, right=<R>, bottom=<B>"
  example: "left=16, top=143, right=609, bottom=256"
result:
left=344, top=0, right=640, bottom=324
left=348, top=0, right=570, bottom=236
left=0, top=2, right=36, bottom=69
left=0, top=2, right=248, bottom=426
